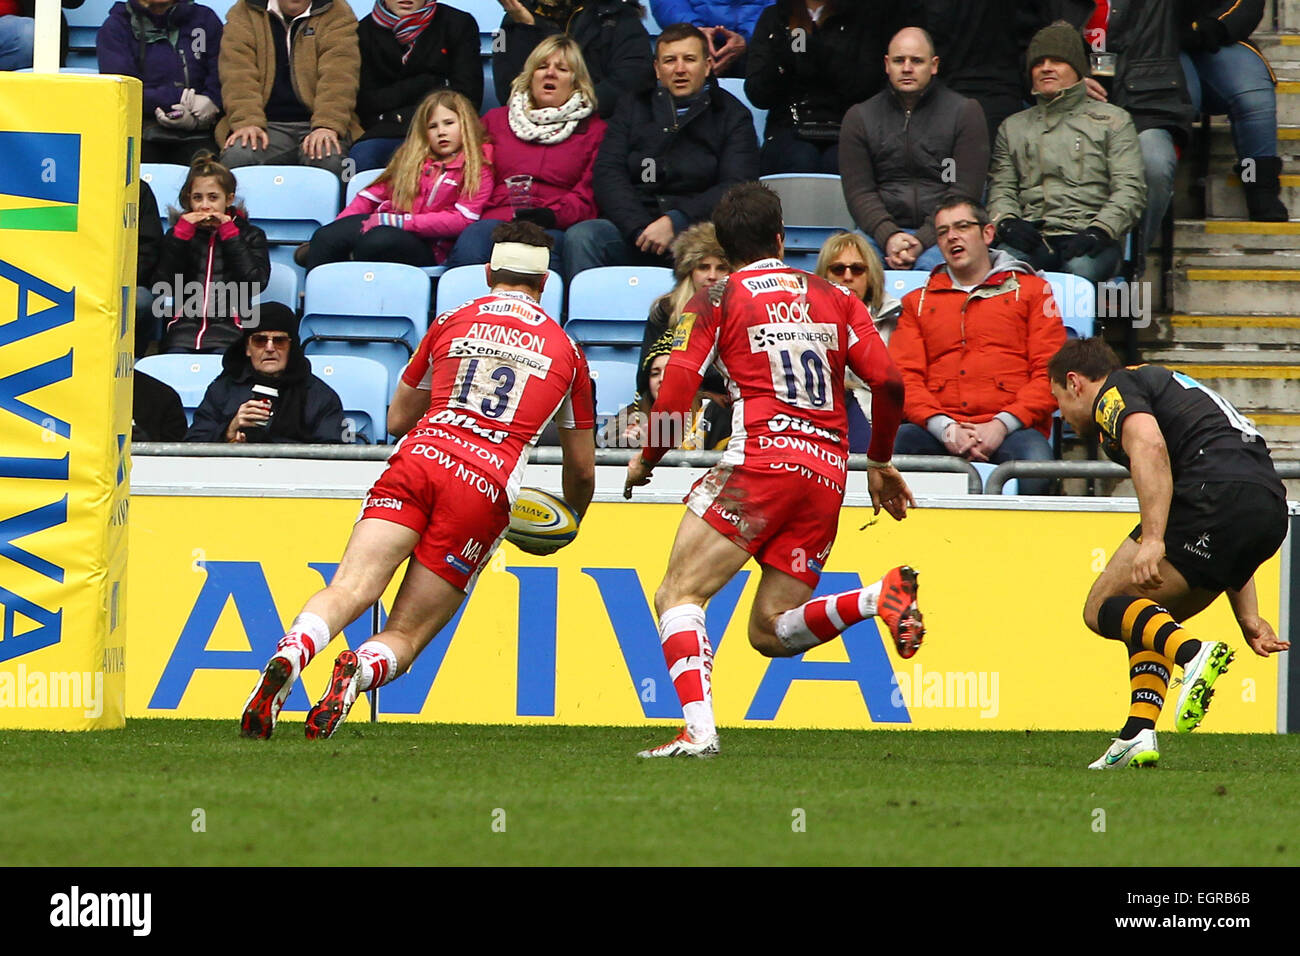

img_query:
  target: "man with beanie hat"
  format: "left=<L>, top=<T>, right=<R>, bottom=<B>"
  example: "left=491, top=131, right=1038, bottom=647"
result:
left=987, top=19, right=1145, bottom=283
left=184, top=302, right=346, bottom=444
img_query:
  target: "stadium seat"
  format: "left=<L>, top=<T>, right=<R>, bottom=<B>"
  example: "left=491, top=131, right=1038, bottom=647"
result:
left=344, top=167, right=385, bottom=206
left=300, top=261, right=431, bottom=394
left=140, top=163, right=190, bottom=224
left=66, top=0, right=115, bottom=51
left=1043, top=271, right=1097, bottom=338
left=237, top=165, right=341, bottom=244
left=717, top=78, right=766, bottom=145
left=565, top=266, right=673, bottom=346
left=583, top=346, right=641, bottom=418
left=255, top=261, right=300, bottom=311
left=760, top=174, right=856, bottom=257
left=309, top=354, right=391, bottom=444
left=434, top=264, right=564, bottom=318
left=134, top=353, right=225, bottom=427
left=883, top=270, right=930, bottom=299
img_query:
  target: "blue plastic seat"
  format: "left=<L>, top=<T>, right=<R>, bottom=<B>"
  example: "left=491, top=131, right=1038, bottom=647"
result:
left=135, top=353, right=226, bottom=427
left=565, top=266, right=673, bottom=346
left=883, top=270, right=930, bottom=300
left=255, top=261, right=300, bottom=311
left=434, top=264, right=564, bottom=318
left=237, top=165, right=341, bottom=244
left=971, top=461, right=1020, bottom=496
left=1043, top=271, right=1097, bottom=338
left=309, top=354, right=391, bottom=443
left=140, top=163, right=190, bottom=225
left=344, top=167, right=385, bottom=206
left=300, top=261, right=431, bottom=394
left=583, top=346, right=641, bottom=418
left=718, top=77, right=766, bottom=145
left=66, top=0, right=115, bottom=50
left=760, top=174, right=856, bottom=258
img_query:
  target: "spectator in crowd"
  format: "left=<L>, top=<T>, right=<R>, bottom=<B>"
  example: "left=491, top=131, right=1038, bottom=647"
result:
left=443, top=35, right=605, bottom=275
left=566, top=22, right=759, bottom=277
left=923, top=0, right=1046, bottom=147
left=988, top=20, right=1145, bottom=283
left=187, top=302, right=345, bottom=443
left=218, top=0, right=361, bottom=178
left=491, top=0, right=653, bottom=118
left=351, top=0, right=482, bottom=173
left=815, top=231, right=900, bottom=453
left=299, top=90, right=492, bottom=271
left=153, top=152, right=271, bottom=353
left=133, top=370, right=189, bottom=442
left=649, top=0, right=768, bottom=74
left=1033, top=2, right=1193, bottom=252
left=1182, top=0, right=1288, bottom=221
left=97, top=0, right=225, bottom=165
left=637, top=221, right=728, bottom=367
left=888, top=199, right=1066, bottom=495
left=604, top=324, right=730, bottom=449
left=745, top=1, right=920, bottom=175
left=135, top=180, right=164, bottom=354
left=840, top=26, right=988, bottom=272
left=0, top=0, right=85, bottom=71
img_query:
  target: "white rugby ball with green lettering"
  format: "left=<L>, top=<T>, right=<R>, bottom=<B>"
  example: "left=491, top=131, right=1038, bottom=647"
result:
left=506, top=487, right=580, bottom=555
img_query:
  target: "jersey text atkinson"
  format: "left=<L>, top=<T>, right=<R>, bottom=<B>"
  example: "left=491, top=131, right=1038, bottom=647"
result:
left=463, top=323, right=547, bottom=352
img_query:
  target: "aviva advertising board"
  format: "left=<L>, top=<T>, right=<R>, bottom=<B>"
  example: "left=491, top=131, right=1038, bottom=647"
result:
left=128, top=497, right=1283, bottom=732
left=0, top=75, right=140, bottom=729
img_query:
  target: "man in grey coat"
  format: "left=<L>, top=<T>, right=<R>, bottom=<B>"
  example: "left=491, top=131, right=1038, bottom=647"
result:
left=988, top=21, right=1146, bottom=284
left=839, top=26, right=989, bottom=272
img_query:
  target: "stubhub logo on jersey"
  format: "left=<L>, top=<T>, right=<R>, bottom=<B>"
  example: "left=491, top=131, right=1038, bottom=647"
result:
left=144, top=559, right=910, bottom=724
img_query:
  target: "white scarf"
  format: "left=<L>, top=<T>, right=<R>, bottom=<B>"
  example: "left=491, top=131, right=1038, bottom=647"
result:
left=507, top=90, right=593, bottom=145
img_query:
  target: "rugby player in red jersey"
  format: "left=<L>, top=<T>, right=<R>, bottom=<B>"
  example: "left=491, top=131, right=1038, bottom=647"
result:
left=240, top=222, right=596, bottom=739
left=624, top=183, right=924, bottom=757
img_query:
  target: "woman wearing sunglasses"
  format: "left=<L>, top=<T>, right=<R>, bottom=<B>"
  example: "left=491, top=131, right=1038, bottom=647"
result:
left=815, top=231, right=901, bottom=452
left=185, top=303, right=345, bottom=445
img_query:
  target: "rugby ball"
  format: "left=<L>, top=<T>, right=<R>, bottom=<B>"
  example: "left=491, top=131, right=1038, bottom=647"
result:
left=506, top=487, right=580, bottom=555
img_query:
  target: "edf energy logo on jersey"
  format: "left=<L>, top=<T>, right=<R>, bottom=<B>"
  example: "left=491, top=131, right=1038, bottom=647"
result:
left=0, top=132, right=81, bottom=233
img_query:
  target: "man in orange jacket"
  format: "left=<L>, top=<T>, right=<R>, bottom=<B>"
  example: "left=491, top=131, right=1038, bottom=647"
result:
left=888, top=198, right=1067, bottom=495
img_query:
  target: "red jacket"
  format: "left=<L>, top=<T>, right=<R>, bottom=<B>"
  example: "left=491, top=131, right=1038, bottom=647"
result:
left=888, top=255, right=1066, bottom=437
left=479, top=107, right=605, bottom=228
left=339, top=145, right=495, bottom=262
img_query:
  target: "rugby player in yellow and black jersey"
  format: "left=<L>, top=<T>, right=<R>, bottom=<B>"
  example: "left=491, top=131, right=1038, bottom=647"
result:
left=1048, top=338, right=1288, bottom=769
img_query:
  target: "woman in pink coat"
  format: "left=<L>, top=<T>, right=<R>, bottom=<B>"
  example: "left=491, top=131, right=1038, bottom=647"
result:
left=443, top=33, right=606, bottom=276
left=302, top=90, right=494, bottom=271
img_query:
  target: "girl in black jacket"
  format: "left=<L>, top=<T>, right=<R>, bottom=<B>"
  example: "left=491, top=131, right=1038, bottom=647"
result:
left=152, top=152, right=272, bottom=353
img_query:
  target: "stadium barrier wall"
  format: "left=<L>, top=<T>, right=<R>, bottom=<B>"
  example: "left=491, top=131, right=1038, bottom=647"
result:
left=126, top=472, right=1287, bottom=732
left=0, top=74, right=138, bottom=729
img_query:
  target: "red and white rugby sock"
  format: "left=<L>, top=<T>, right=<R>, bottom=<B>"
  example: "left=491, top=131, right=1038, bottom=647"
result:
left=275, top=612, right=331, bottom=670
left=658, top=604, right=715, bottom=741
left=355, top=640, right=399, bottom=692
left=775, top=580, right=884, bottom=654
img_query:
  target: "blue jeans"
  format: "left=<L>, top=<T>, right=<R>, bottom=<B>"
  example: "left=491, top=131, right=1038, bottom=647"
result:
left=866, top=229, right=945, bottom=272
left=893, top=422, right=1056, bottom=495
left=348, top=137, right=403, bottom=174
left=998, top=235, right=1123, bottom=284
left=1138, top=127, right=1177, bottom=252
left=0, top=15, right=34, bottom=70
left=444, top=216, right=566, bottom=274
left=1181, top=45, right=1278, bottom=161
left=563, top=218, right=671, bottom=280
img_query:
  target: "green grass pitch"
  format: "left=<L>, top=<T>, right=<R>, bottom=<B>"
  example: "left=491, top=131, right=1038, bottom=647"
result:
left=2, top=720, right=1296, bottom=866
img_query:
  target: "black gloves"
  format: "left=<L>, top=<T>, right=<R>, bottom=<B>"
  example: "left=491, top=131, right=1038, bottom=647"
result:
left=1059, top=226, right=1116, bottom=261
left=513, top=206, right=557, bottom=230
left=995, top=217, right=1049, bottom=254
